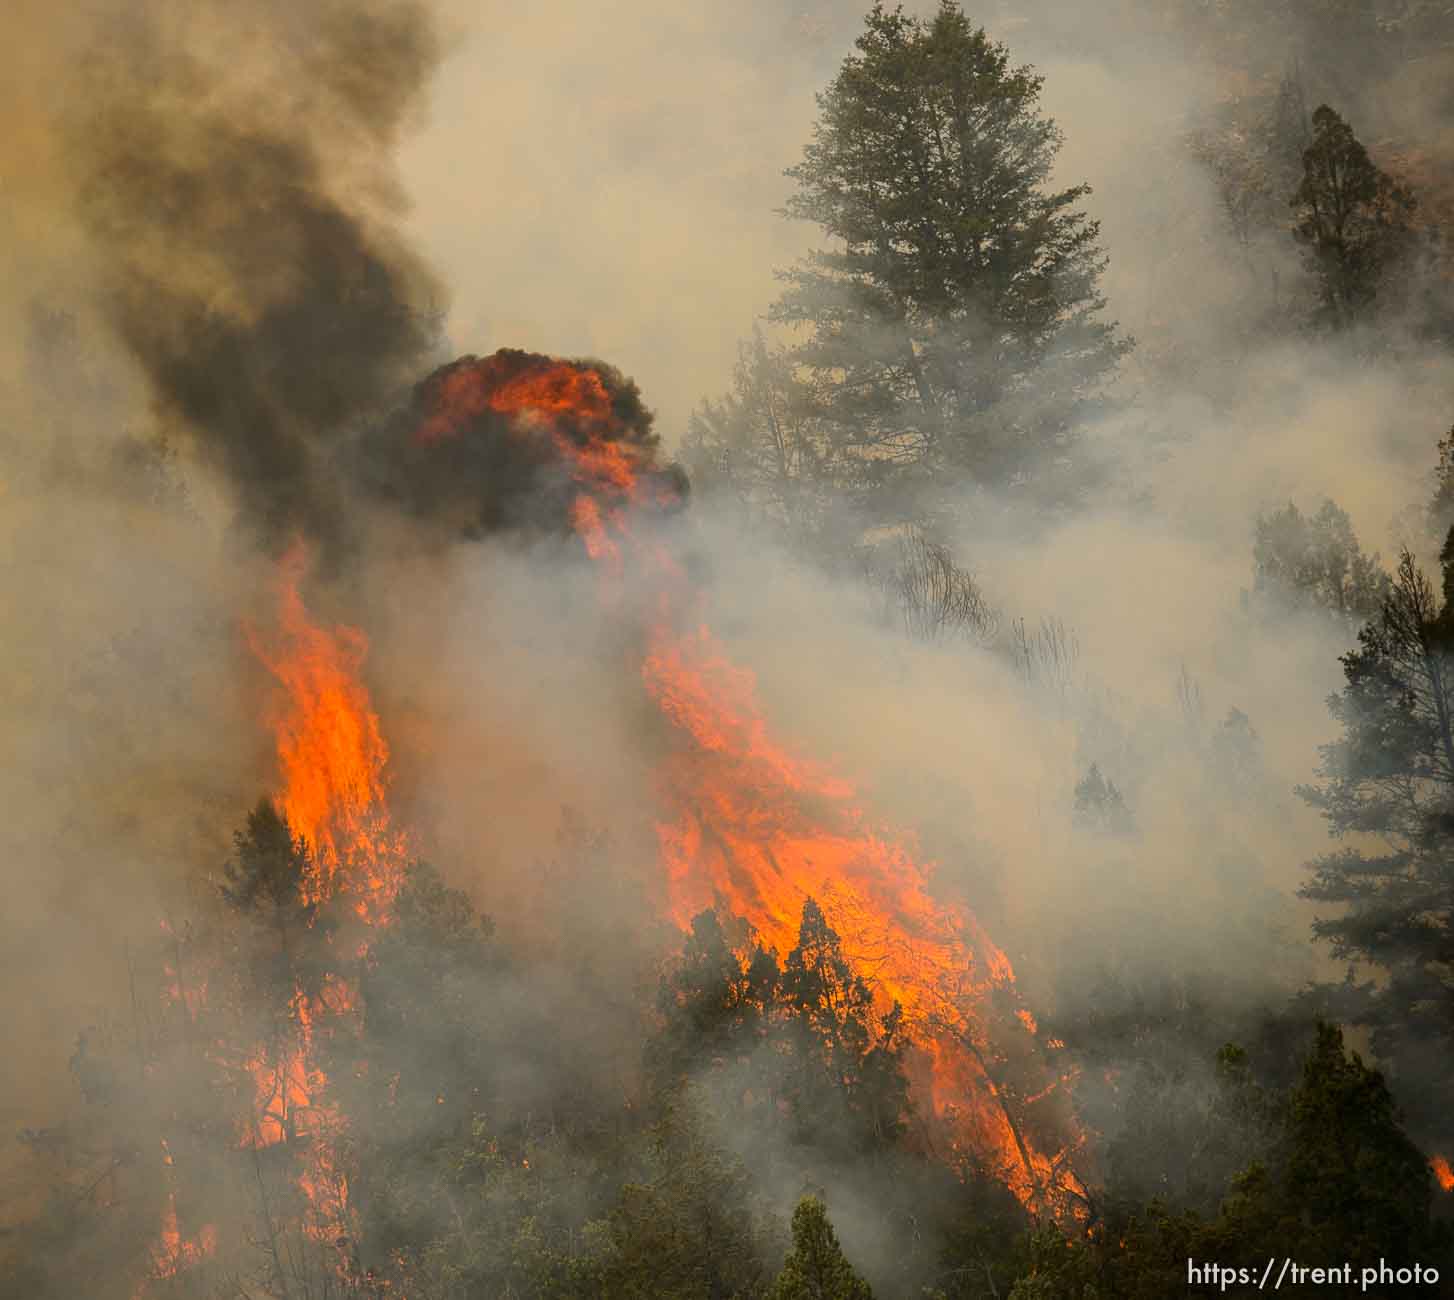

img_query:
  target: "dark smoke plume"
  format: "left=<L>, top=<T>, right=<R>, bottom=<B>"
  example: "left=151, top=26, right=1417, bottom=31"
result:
left=67, top=0, right=445, bottom=546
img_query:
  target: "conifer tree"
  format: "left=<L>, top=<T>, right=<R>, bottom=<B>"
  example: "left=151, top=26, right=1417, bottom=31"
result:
left=695, top=0, right=1126, bottom=531
left=1251, top=498, right=1388, bottom=622
left=1291, top=104, right=1416, bottom=328
left=769, top=1196, right=874, bottom=1300
left=1298, top=548, right=1454, bottom=1136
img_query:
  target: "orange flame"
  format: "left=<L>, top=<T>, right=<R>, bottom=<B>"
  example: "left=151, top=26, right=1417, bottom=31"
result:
left=418, top=354, right=1084, bottom=1215
left=225, top=544, right=409, bottom=1268
left=246, top=540, right=407, bottom=922
left=133, top=1191, right=216, bottom=1298
left=1434, top=1154, right=1454, bottom=1192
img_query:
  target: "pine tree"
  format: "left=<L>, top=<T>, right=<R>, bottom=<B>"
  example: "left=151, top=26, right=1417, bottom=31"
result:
left=780, top=899, right=909, bottom=1153
left=646, top=908, right=782, bottom=1107
left=220, top=798, right=314, bottom=917
left=1291, top=104, right=1416, bottom=328
left=764, top=0, right=1125, bottom=521
left=1251, top=498, right=1388, bottom=622
left=1280, top=1023, right=1432, bottom=1263
left=590, top=1104, right=775, bottom=1300
left=1072, top=762, right=1134, bottom=835
left=1297, top=548, right=1454, bottom=1137
left=768, top=1196, right=874, bottom=1300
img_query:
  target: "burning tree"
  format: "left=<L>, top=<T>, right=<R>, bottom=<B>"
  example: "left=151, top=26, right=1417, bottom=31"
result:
left=12, top=347, right=1086, bottom=1299
left=402, top=350, right=1087, bottom=1219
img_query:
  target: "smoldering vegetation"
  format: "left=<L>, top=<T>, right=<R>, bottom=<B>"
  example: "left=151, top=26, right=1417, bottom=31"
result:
left=5, top=1, right=1454, bottom=1297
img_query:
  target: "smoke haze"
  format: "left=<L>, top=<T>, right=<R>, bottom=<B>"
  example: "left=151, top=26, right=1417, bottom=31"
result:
left=4, top=0, right=1454, bottom=1289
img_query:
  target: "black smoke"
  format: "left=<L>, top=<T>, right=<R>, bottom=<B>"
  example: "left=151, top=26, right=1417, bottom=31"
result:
left=69, top=0, right=444, bottom=547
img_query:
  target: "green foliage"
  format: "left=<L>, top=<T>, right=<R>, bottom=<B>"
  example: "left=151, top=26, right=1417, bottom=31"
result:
left=928, top=1169, right=1030, bottom=1299
left=1280, top=1023, right=1432, bottom=1261
left=1011, top=1024, right=1443, bottom=1296
left=694, top=0, right=1126, bottom=533
left=1291, top=104, right=1417, bottom=329
left=768, top=1196, right=873, bottom=1300
left=780, top=900, right=909, bottom=1153
left=1185, top=72, right=1313, bottom=327
left=585, top=1104, right=776, bottom=1299
left=220, top=798, right=314, bottom=918
left=407, top=1117, right=601, bottom=1300
left=1251, top=499, right=1389, bottom=622
left=651, top=901, right=912, bottom=1159
left=1006, top=1222, right=1103, bottom=1299
left=1297, top=549, right=1454, bottom=1135
left=342, top=861, right=502, bottom=1265
left=647, top=908, right=780, bottom=1095
left=1096, top=1040, right=1278, bottom=1218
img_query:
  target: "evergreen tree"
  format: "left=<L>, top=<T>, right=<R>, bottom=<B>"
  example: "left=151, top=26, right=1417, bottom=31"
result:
left=588, top=1103, right=775, bottom=1299
left=646, top=903, right=910, bottom=1155
left=647, top=909, right=781, bottom=1096
left=1008, top=1024, right=1442, bottom=1297
left=220, top=798, right=314, bottom=919
left=1186, top=71, right=1310, bottom=324
left=698, top=0, right=1126, bottom=532
left=768, top=1196, right=874, bottom=1300
left=1251, top=498, right=1388, bottom=622
left=1072, top=762, right=1134, bottom=835
left=343, top=861, right=502, bottom=1269
left=1279, top=1023, right=1432, bottom=1262
left=780, top=900, right=910, bottom=1152
left=1291, top=104, right=1417, bottom=328
left=1298, top=548, right=1454, bottom=1137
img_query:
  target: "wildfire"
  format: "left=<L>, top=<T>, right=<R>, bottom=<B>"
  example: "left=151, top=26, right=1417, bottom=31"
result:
left=133, top=347, right=1079, bottom=1300
left=133, top=1191, right=216, bottom=1298
left=240, top=982, right=336, bottom=1149
left=1434, top=1154, right=1454, bottom=1193
left=246, top=540, right=408, bottom=922
left=416, top=349, right=617, bottom=443
left=186, top=542, right=409, bottom=1280
left=416, top=352, right=1084, bottom=1215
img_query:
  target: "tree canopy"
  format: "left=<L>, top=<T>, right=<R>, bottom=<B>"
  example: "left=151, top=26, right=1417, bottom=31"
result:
left=1291, top=104, right=1417, bottom=329
left=689, top=0, right=1127, bottom=537
left=1297, top=547, right=1454, bottom=1139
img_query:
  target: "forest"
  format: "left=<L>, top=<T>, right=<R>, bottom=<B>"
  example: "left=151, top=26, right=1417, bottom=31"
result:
left=4, top=0, right=1454, bottom=1296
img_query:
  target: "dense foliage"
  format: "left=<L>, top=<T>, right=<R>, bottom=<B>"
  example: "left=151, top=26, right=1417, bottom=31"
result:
left=685, top=1, right=1127, bottom=537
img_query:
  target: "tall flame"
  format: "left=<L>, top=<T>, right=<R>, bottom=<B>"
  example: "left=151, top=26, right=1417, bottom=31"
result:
left=417, top=353, right=1084, bottom=1215
left=205, top=543, right=408, bottom=1278
left=246, top=540, right=407, bottom=922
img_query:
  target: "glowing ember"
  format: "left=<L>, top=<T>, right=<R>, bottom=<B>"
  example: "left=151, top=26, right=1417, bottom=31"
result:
left=133, top=1191, right=216, bottom=1298
left=239, top=982, right=333, bottom=1149
left=416, top=352, right=1085, bottom=1215
left=1434, top=1154, right=1454, bottom=1192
